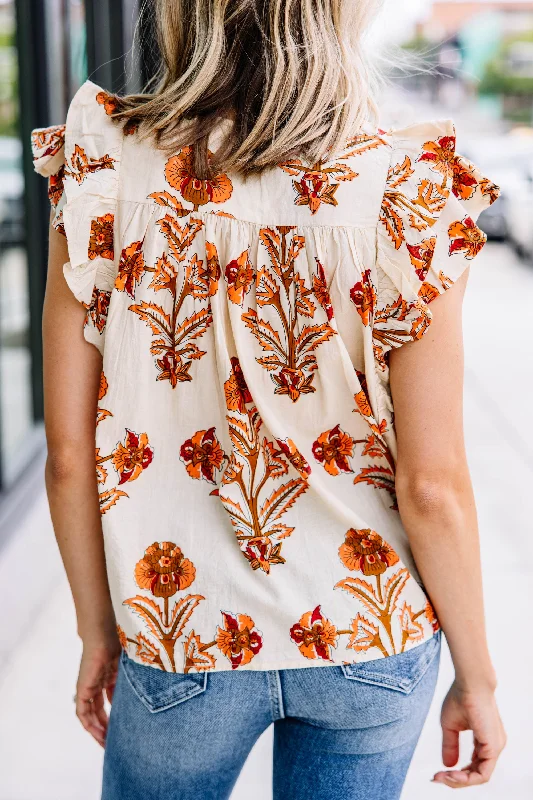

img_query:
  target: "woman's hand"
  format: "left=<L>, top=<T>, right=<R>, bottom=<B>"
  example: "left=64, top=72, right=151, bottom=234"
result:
left=433, top=681, right=506, bottom=788
left=75, top=635, right=121, bottom=747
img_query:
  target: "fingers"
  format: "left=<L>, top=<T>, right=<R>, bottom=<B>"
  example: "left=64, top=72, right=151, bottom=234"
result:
left=441, top=726, right=460, bottom=768
left=75, top=690, right=108, bottom=748
left=434, top=735, right=503, bottom=788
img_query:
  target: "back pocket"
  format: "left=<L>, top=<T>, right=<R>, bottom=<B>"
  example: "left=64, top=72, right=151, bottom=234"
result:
left=341, top=632, right=441, bottom=694
left=120, top=650, right=207, bottom=713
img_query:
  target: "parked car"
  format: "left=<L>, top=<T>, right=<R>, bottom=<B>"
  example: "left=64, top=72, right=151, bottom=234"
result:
left=0, top=137, right=25, bottom=246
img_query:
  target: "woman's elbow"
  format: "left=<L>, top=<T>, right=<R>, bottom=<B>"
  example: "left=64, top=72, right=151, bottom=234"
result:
left=45, top=444, right=93, bottom=485
left=395, top=468, right=470, bottom=517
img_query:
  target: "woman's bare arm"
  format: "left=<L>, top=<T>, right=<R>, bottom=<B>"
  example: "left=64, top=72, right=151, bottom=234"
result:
left=43, top=222, right=120, bottom=746
left=389, top=269, right=505, bottom=788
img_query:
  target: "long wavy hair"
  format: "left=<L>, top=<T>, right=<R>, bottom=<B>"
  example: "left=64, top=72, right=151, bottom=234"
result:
left=112, top=0, right=383, bottom=177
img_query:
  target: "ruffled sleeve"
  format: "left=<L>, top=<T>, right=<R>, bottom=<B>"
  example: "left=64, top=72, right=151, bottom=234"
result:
left=373, top=119, right=500, bottom=369
left=31, top=80, right=124, bottom=354
left=31, top=124, right=67, bottom=236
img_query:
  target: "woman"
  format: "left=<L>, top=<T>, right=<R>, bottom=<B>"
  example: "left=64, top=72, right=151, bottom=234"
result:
left=32, top=1, right=505, bottom=797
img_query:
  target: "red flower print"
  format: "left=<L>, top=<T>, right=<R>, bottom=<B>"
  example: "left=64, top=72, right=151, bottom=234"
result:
left=276, top=437, right=311, bottom=478
left=350, top=269, right=376, bottom=326
left=165, top=147, right=233, bottom=207
left=88, top=213, right=114, bottom=261
left=224, top=357, right=253, bottom=413
left=313, top=259, right=334, bottom=320
left=225, top=250, right=254, bottom=305
left=134, top=541, right=196, bottom=597
left=84, top=286, right=111, bottom=334
left=406, top=236, right=436, bottom=282
left=216, top=611, right=263, bottom=669
left=271, top=366, right=310, bottom=403
left=112, top=429, right=154, bottom=484
left=312, top=424, right=354, bottom=476
left=451, top=156, right=478, bottom=201
left=448, top=216, right=487, bottom=259
left=115, top=240, right=146, bottom=298
left=418, top=135, right=456, bottom=180
left=339, top=528, right=399, bottom=576
left=290, top=606, right=338, bottom=661
left=179, top=427, right=226, bottom=484
left=242, top=537, right=285, bottom=573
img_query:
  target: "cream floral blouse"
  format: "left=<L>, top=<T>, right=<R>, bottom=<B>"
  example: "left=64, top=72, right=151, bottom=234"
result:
left=31, top=80, right=499, bottom=674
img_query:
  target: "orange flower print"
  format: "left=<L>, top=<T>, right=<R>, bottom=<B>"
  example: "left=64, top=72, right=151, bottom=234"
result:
left=406, top=236, right=436, bottom=282
left=225, top=250, right=254, bottom=305
left=84, top=287, right=111, bottom=334
left=242, top=538, right=285, bottom=573
left=96, top=90, right=137, bottom=133
left=165, top=147, right=233, bottom=208
left=88, top=213, right=114, bottom=261
left=224, top=356, right=253, bottom=412
left=204, top=242, right=221, bottom=296
left=134, top=541, right=196, bottom=597
left=451, top=155, right=478, bottom=201
left=48, top=167, right=65, bottom=208
left=290, top=606, right=338, bottom=661
left=116, top=624, right=128, bottom=650
left=425, top=600, right=440, bottom=633
left=354, top=389, right=372, bottom=418
left=313, top=259, right=334, bottom=321
left=276, top=437, right=311, bottom=478
left=479, top=178, right=500, bottom=204
left=112, top=429, right=154, bottom=484
left=339, top=528, right=399, bottom=576
left=179, top=427, right=226, bottom=484
left=96, top=90, right=118, bottom=115
left=312, top=424, right=354, bottom=476
left=99, top=371, right=108, bottom=401
left=418, top=135, right=456, bottom=181
left=418, top=282, right=439, bottom=304
left=448, top=216, right=487, bottom=259
left=65, top=144, right=116, bottom=184
left=216, top=611, right=263, bottom=669
left=31, top=124, right=65, bottom=160
left=279, top=155, right=358, bottom=215
left=350, top=269, right=376, bottom=326
left=115, top=240, right=146, bottom=298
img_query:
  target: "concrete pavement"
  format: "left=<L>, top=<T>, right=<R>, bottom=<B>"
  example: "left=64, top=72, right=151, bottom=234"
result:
left=0, top=241, right=531, bottom=798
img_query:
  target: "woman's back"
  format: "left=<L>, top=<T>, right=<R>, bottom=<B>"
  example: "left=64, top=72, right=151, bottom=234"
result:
left=31, top=79, right=497, bottom=673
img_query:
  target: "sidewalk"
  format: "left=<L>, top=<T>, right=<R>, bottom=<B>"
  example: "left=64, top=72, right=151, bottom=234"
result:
left=0, top=241, right=531, bottom=798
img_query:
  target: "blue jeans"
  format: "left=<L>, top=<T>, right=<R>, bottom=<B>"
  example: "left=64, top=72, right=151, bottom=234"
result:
left=102, top=631, right=441, bottom=800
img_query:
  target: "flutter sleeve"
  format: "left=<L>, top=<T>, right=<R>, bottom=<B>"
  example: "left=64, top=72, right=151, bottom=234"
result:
left=373, top=119, right=500, bottom=370
left=31, top=80, right=124, bottom=354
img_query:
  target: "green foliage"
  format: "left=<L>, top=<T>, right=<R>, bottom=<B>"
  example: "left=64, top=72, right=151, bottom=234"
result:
left=479, top=31, right=533, bottom=96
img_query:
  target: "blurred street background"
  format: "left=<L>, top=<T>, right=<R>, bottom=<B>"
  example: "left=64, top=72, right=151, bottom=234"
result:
left=1, top=0, right=532, bottom=798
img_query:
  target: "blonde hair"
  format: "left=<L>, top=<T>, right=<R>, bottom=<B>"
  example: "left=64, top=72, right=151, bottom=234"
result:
left=113, top=0, right=384, bottom=177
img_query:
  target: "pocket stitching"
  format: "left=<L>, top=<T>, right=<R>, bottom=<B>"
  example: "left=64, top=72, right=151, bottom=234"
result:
left=121, top=654, right=208, bottom=713
left=340, top=634, right=440, bottom=695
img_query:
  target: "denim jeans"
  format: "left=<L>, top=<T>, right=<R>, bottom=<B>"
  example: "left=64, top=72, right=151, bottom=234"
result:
left=102, top=630, right=441, bottom=800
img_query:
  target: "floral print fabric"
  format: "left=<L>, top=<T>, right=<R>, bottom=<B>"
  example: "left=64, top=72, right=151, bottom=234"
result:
left=31, top=80, right=498, bottom=673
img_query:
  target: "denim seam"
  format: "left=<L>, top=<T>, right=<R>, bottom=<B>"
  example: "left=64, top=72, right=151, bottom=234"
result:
left=266, top=670, right=285, bottom=720
left=121, top=657, right=207, bottom=713
left=340, top=633, right=440, bottom=694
